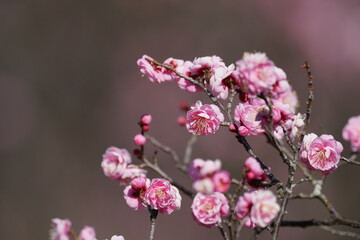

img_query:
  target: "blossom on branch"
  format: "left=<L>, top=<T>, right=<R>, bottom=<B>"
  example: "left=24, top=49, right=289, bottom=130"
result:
left=243, top=157, right=268, bottom=188
left=191, top=192, right=229, bottom=227
left=188, top=158, right=231, bottom=194
left=143, top=178, right=182, bottom=214
left=234, top=52, right=287, bottom=96
left=300, top=134, right=343, bottom=174
left=186, top=101, right=224, bottom=136
left=342, top=115, right=360, bottom=152
left=101, top=147, right=146, bottom=184
left=50, top=218, right=72, bottom=240
left=123, top=176, right=150, bottom=210
left=235, top=190, right=280, bottom=228
left=79, top=226, right=96, bottom=240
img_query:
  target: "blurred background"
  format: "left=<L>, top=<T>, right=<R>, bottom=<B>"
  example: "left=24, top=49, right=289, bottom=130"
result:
left=1, top=0, right=360, bottom=239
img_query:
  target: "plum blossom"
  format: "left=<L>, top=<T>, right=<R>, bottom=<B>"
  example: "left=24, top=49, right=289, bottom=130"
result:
left=209, top=64, right=235, bottom=100
left=283, top=113, right=305, bottom=141
left=101, top=147, right=146, bottom=184
left=79, top=226, right=96, bottom=240
left=191, top=192, right=229, bottom=227
left=137, top=55, right=178, bottom=83
left=188, top=158, right=230, bottom=194
left=300, top=134, right=343, bottom=174
left=101, top=147, right=131, bottom=180
left=234, top=52, right=286, bottom=96
left=143, top=178, right=181, bottom=214
left=243, top=157, right=268, bottom=188
left=342, top=115, right=360, bottom=152
left=213, top=171, right=231, bottom=193
left=50, top=218, right=71, bottom=240
left=123, top=177, right=150, bottom=210
left=234, top=102, right=267, bottom=136
left=186, top=101, right=224, bottom=136
left=235, top=190, right=279, bottom=228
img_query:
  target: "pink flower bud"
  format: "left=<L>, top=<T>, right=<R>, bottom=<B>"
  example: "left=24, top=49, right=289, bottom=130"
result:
left=140, top=114, right=152, bottom=125
left=133, top=134, right=146, bottom=146
left=142, top=125, right=150, bottom=132
left=133, top=149, right=141, bottom=156
left=177, top=116, right=186, bottom=126
left=228, top=124, right=237, bottom=132
left=238, top=126, right=249, bottom=136
left=179, top=101, right=190, bottom=111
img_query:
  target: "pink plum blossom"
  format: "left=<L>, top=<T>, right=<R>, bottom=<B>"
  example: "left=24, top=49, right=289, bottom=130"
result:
left=244, top=157, right=267, bottom=188
left=283, top=113, right=305, bottom=141
left=120, top=165, right=146, bottom=184
left=191, top=192, right=229, bottom=227
left=234, top=102, right=267, bottom=136
left=234, top=52, right=287, bottom=96
left=133, top=134, right=146, bottom=146
left=213, top=171, right=231, bottom=193
left=143, top=178, right=181, bottom=214
left=79, top=226, right=96, bottom=240
left=137, top=55, right=177, bottom=83
left=188, top=158, right=230, bottom=194
left=209, top=64, right=235, bottom=100
left=235, top=190, right=279, bottom=228
left=50, top=218, right=72, bottom=240
left=300, top=134, right=343, bottom=174
left=186, top=101, right=224, bottom=135
left=342, top=115, right=360, bottom=152
left=193, top=178, right=214, bottom=194
left=189, top=56, right=226, bottom=81
left=176, top=61, right=203, bottom=93
left=101, top=147, right=131, bottom=180
left=123, top=177, right=150, bottom=210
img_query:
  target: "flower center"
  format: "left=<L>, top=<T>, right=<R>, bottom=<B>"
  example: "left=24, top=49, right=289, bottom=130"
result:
left=155, top=189, right=166, bottom=199
left=202, top=201, right=214, bottom=211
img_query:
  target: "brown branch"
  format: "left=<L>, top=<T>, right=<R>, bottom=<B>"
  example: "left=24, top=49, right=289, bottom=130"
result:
left=235, top=135, right=284, bottom=194
left=320, top=226, right=360, bottom=239
left=299, top=61, right=314, bottom=145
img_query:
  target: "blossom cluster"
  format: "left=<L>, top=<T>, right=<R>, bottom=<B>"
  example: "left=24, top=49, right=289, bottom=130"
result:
left=138, top=53, right=304, bottom=141
left=50, top=218, right=124, bottom=240
left=50, top=52, right=359, bottom=240
left=124, top=177, right=182, bottom=214
left=188, top=158, right=231, bottom=194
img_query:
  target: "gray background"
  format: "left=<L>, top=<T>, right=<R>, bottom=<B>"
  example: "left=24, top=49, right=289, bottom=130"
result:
left=1, top=0, right=360, bottom=239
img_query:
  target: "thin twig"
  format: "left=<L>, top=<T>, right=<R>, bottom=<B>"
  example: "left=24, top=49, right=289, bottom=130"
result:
left=235, top=135, right=284, bottom=194
left=183, top=134, right=197, bottom=166
left=320, top=226, right=360, bottom=239
left=299, top=61, right=314, bottom=145
left=148, top=207, right=158, bottom=240
left=146, top=58, right=227, bottom=112
left=218, top=223, right=230, bottom=240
